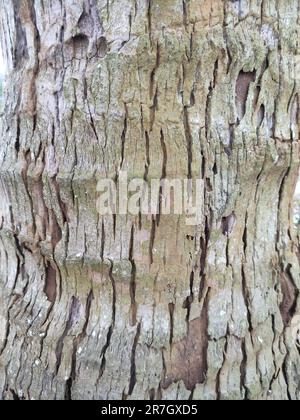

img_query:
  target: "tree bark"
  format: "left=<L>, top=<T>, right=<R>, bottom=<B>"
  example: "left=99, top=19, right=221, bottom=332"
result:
left=0, top=0, right=299, bottom=400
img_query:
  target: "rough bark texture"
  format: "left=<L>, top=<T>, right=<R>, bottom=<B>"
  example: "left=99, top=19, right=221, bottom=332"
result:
left=0, top=0, right=300, bottom=400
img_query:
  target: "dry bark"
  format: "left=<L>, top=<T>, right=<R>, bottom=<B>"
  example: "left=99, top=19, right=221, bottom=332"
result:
left=0, top=0, right=299, bottom=400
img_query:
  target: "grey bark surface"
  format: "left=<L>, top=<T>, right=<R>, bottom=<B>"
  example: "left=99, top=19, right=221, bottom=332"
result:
left=0, top=0, right=299, bottom=400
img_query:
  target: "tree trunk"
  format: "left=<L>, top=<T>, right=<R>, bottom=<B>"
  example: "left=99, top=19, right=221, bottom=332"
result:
left=0, top=0, right=299, bottom=401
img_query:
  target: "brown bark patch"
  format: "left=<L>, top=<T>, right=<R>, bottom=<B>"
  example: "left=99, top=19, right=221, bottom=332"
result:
left=163, top=312, right=208, bottom=391
left=189, top=0, right=224, bottom=27
left=12, top=0, right=29, bottom=68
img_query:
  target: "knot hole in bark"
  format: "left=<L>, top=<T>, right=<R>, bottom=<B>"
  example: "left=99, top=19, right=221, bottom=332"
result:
left=96, top=37, right=108, bottom=58
left=236, top=70, right=256, bottom=122
left=68, top=34, right=89, bottom=59
left=221, top=212, right=236, bottom=237
left=44, top=264, right=57, bottom=303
